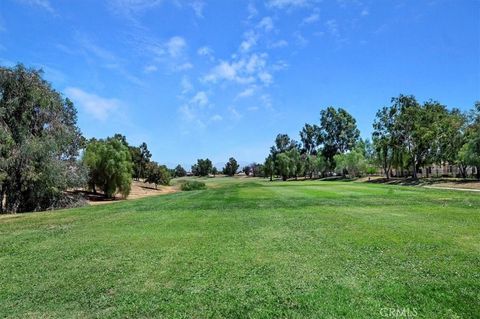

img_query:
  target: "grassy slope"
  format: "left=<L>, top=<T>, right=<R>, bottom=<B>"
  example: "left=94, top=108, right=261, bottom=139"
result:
left=0, top=178, right=479, bottom=318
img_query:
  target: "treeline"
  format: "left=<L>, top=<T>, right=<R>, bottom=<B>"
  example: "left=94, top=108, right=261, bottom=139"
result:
left=0, top=65, right=176, bottom=213
left=260, top=97, right=480, bottom=181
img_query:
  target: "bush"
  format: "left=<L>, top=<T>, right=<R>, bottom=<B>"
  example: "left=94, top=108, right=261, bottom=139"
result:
left=180, top=181, right=207, bottom=191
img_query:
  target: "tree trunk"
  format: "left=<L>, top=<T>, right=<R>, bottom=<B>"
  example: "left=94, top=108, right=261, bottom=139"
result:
left=412, top=158, right=418, bottom=180
left=282, top=175, right=287, bottom=181
left=477, top=166, right=480, bottom=180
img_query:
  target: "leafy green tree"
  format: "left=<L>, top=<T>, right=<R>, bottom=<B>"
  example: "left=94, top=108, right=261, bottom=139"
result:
left=276, top=153, right=291, bottom=181
left=0, top=65, right=85, bottom=213
left=334, top=151, right=367, bottom=177
left=243, top=165, right=251, bottom=176
left=212, top=167, right=218, bottom=176
left=83, top=138, right=133, bottom=198
left=287, top=148, right=302, bottom=179
left=372, top=105, right=399, bottom=179
left=251, top=163, right=264, bottom=177
left=459, top=101, right=480, bottom=179
left=315, top=155, right=328, bottom=178
left=300, top=124, right=320, bottom=155
left=270, top=133, right=298, bottom=155
left=145, top=162, right=171, bottom=188
left=264, top=155, right=275, bottom=181
left=192, top=159, right=213, bottom=176
left=174, top=164, right=187, bottom=177
left=223, top=157, right=239, bottom=176
left=319, top=107, right=360, bottom=169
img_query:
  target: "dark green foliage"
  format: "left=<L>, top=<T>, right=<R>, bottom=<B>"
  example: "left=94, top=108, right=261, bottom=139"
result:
left=174, top=164, right=187, bottom=177
left=180, top=180, right=206, bottom=191
left=319, top=107, right=360, bottom=167
left=0, top=65, right=85, bottom=213
left=223, top=157, right=239, bottom=176
left=145, top=162, right=171, bottom=188
left=299, top=123, right=320, bottom=155
left=83, top=138, right=133, bottom=198
left=192, top=158, right=213, bottom=176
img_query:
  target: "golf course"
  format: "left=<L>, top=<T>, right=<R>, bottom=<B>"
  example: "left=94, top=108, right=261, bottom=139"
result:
left=1, top=178, right=478, bottom=318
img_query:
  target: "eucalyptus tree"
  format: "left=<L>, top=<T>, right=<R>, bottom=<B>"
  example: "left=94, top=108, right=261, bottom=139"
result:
left=0, top=65, right=85, bottom=213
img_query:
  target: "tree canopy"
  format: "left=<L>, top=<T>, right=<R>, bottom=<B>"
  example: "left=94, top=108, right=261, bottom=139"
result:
left=0, top=65, right=85, bottom=213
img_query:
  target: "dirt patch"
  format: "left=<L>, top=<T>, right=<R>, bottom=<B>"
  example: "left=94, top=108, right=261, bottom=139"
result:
left=87, top=181, right=179, bottom=205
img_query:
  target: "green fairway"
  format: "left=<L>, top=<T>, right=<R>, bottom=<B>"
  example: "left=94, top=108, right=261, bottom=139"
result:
left=1, top=178, right=479, bottom=318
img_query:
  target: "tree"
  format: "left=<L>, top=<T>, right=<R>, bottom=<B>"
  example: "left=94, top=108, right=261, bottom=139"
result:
left=212, top=167, right=218, bottom=176
left=193, top=159, right=212, bottom=176
left=287, top=148, right=302, bottom=179
left=334, top=150, right=367, bottom=178
left=300, top=123, right=320, bottom=155
left=372, top=105, right=399, bottom=179
left=0, top=65, right=85, bottom=213
left=264, top=155, right=275, bottom=181
left=315, top=155, right=328, bottom=178
left=138, top=142, right=152, bottom=179
left=223, top=157, right=239, bottom=176
left=270, top=133, right=298, bottom=155
left=459, top=101, right=480, bottom=179
left=83, top=138, right=133, bottom=198
left=145, top=162, right=171, bottom=188
left=174, top=164, right=187, bottom=177
left=243, top=165, right=251, bottom=176
left=319, top=107, right=360, bottom=169
left=276, top=153, right=291, bottom=181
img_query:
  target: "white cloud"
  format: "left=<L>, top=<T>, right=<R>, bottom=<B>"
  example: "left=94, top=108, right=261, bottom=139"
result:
left=203, top=53, right=270, bottom=86
left=180, top=76, right=193, bottom=94
left=326, top=19, right=339, bottom=36
left=166, top=36, right=186, bottom=58
left=210, top=114, right=223, bottom=122
left=228, top=106, right=242, bottom=120
left=247, top=2, right=258, bottom=19
left=191, top=91, right=209, bottom=107
left=302, top=13, right=319, bottom=24
left=175, top=62, right=193, bottom=71
left=258, top=71, right=273, bottom=85
left=236, top=87, right=255, bottom=99
left=270, top=39, right=288, bottom=48
left=240, top=30, right=258, bottom=52
left=257, top=17, right=274, bottom=32
left=17, top=0, right=54, bottom=12
left=144, top=65, right=158, bottom=73
left=197, top=46, right=213, bottom=56
left=190, top=0, right=205, bottom=17
left=247, top=106, right=259, bottom=112
left=65, top=87, right=120, bottom=121
left=267, top=0, right=308, bottom=9
left=108, top=0, right=163, bottom=17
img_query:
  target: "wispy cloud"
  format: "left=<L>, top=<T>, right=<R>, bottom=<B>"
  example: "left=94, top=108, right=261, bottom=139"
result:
left=302, top=13, right=319, bottom=24
left=267, top=0, right=309, bottom=9
left=361, top=8, right=369, bottom=16
left=236, top=86, right=256, bottom=99
left=190, top=0, right=205, bottom=18
left=16, top=0, right=54, bottom=13
left=108, top=0, right=163, bottom=20
left=257, top=17, right=274, bottom=32
left=65, top=87, right=120, bottom=121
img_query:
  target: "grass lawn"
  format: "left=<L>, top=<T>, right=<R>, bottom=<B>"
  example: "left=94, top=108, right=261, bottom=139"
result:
left=1, top=178, right=479, bottom=318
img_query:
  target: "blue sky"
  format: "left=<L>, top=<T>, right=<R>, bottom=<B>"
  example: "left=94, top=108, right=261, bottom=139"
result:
left=1, top=0, right=479, bottom=168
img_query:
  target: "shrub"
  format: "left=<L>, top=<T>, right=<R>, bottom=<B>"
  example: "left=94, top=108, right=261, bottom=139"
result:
left=180, top=180, right=206, bottom=191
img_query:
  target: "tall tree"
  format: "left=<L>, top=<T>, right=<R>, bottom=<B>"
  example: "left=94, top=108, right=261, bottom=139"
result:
left=223, top=157, right=239, bottom=176
left=264, top=155, right=275, bottom=181
left=174, top=164, right=187, bottom=177
left=193, top=158, right=213, bottom=176
left=276, top=153, right=291, bottom=181
left=372, top=105, right=399, bottom=179
left=319, top=107, right=360, bottom=169
left=0, top=65, right=85, bottom=213
left=300, top=124, right=320, bottom=155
